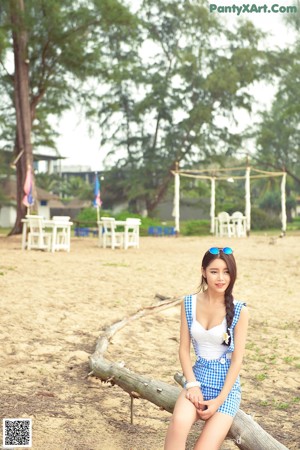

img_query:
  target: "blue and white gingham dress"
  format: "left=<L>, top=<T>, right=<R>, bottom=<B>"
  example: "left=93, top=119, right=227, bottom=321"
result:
left=185, top=295, right=246, bottom=417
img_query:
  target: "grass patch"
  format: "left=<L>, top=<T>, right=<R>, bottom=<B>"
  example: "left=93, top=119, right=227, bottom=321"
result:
left=269, top=354, right=277, bottom=364
left=279, top=321, right=298, bottom=330
left=283, top=356, right=299, bottom=364
left=0, top=228, right=10, bottom=235
left=245, top=342, right=258, bottom=351
left=259, top=400, right=270, bottom=406
left=0, top=265, right=16, bottom=271
left=102, top=262, right=129, bottom=267
left=255, top=373, right=268, bottom=381
left=274, top=401, right=290, bottom=410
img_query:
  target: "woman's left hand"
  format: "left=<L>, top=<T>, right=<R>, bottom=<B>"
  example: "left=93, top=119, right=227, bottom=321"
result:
left=196, top=398, right=222, bottom=420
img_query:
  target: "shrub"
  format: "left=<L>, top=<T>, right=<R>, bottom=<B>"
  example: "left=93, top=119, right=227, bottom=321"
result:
left=75, top=208, right=114, bottom=226
left=251, top=207, right=281, bottom=230
left=287, top=217, right=300, bottom=231
left=74, top=208, right=163, bottom=235
left=181, top=220, right=210, bottom=236
left=75, top=207, right=97, bottom=226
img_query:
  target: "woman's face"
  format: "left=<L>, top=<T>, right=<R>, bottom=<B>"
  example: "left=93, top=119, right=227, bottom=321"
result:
left=202, top=257, right=231, bottom=294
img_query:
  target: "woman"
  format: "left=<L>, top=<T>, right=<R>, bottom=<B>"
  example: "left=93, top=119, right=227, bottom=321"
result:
left=164, top=247, right=248, bottom=450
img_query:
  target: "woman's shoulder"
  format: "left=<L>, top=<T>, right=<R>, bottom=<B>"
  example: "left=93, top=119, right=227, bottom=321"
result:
left=232, top=300, right=248, bottom=325
left=233, top=300, right=247, bottom=308
left=184, top=293, right=197, bottom=302
left=183, top=293, right=198, bottom=312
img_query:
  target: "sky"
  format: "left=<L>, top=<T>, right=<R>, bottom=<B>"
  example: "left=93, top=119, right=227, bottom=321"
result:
left=55, top=6, right=297, bottom=172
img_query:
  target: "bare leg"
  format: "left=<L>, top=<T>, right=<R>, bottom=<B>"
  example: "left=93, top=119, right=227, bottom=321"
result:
left=194, top=412, right=233, bottom=450
left=164, top=389, right=198, bottom=450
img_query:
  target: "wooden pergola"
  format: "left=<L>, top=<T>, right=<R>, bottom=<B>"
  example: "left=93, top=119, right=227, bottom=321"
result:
left=171, top=164, right=287, bottom=235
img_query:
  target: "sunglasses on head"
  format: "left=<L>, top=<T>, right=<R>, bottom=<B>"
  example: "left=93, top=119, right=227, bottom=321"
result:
left=208, top=247, right=233, bottom=255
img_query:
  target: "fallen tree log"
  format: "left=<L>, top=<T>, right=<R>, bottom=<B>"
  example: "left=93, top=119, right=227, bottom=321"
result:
left=91, top=296, right=183, bottom=359
left=88, top=297, right=288, bottom=450
left=89, top=356, right=179, bottom=414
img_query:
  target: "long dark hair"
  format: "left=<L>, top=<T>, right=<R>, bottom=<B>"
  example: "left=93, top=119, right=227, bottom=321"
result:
left=199, top=249, right=237, bottom=346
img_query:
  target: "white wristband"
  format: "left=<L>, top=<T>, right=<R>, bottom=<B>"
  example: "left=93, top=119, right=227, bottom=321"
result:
left=185, top=381, right=201, bottom=390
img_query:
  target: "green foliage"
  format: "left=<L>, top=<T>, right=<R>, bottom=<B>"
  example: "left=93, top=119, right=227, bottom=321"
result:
left=288, top=217, right=300, bottom=231
left=35, top=173, right=63, bottom=196
left=251, top=207, right=281, bottom=230
left=113, top=210, right=141, bottom=221
left=258, top=191, right=281, bottom=214
left=75, top=207, right=100, bottom=226
left=0, top=0, right=138, bottom=153
left=0, top=151, right=16, bottom=207
left=75, top=208, right=141, bottom=225
left=35, top=173, right=93, bottom=201
left=74, top=207, right=162, bottom=235
left=255, top=373, right=268, bottom=382
left=64, top=177, right=92, bottom=200
left=73, top=205, right=291, bottom=235
left=181, top=220, right=210, bottom=236
left=2, top=0, right=298, bottom=232
left=98, top=0, right=272, bottom=215
left=254, top=35, right=300, bottom=209
left=180, top=178, right=211, bottom=199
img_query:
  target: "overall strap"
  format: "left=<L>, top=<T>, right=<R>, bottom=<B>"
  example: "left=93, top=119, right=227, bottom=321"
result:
left=184, top=295, right=200, bottom=358
left=184, top=295, right=193, bottom=331
left=231, top=301, right=246, bottom=329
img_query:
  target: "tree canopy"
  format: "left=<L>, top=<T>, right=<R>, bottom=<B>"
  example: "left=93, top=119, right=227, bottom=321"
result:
left=0, top=0, right=299, bottom=227
left=95, top=0, right=287, bottom=214
left=0, top=0, right=138, bottom=232
left=255, top=44, right=300, bottom=186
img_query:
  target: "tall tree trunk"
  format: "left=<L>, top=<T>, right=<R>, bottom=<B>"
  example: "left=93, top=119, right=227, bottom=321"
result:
left=9, top=0, right=34, bottom=235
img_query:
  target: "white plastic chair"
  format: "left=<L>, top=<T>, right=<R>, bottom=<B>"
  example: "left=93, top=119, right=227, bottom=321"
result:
left=99, top=218, right=124, bottom=249
left=51, top=216, right=72, bottom=251
left=231, top=211, right=246, bottom=237
left=124, top=218, right=141, bottom=250
left=217, top=212, right=234, bottom=238
left=26, top=215, right=52, bottom=251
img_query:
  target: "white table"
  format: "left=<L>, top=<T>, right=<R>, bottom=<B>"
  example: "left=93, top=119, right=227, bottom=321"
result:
left=21, top=218, right=73, bottom=252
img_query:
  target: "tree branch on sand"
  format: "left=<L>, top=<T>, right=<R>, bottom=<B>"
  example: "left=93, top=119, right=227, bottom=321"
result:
left=88, top=296, right=288, bottom=450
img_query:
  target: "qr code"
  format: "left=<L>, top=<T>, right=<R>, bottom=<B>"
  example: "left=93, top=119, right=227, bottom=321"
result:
left=3, top=418, right=32, bottom=448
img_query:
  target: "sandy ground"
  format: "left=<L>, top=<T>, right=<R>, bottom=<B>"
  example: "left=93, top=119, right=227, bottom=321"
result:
left=0, top=233, right=299, bottom=450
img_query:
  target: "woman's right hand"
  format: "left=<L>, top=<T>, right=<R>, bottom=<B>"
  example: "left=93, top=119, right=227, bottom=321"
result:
left=185, top=387, right=204, bottom=411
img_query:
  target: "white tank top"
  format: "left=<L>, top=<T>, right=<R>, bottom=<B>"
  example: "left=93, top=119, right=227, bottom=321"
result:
left=190, top=294, right=227, bottom=360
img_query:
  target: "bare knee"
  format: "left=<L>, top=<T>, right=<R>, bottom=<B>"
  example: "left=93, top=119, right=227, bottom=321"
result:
left=165, top=408, right=195, bottom=450
left=169, top=410, right=194, bottom=431
left=165, top=390, right=198, bottom=450
left=165, top=412, right=195, bottom=450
